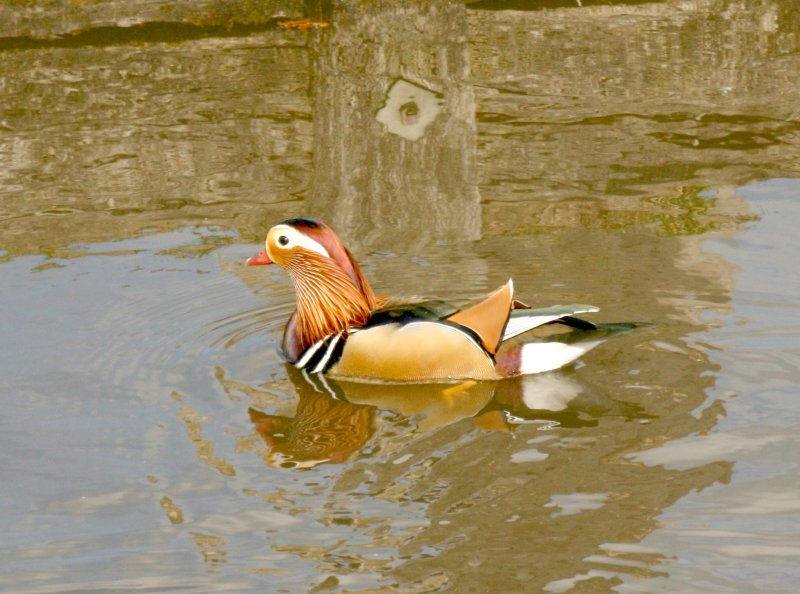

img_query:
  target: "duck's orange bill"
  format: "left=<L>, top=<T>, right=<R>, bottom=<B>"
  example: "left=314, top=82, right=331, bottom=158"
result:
left=246, top=249, right=273, bottom=266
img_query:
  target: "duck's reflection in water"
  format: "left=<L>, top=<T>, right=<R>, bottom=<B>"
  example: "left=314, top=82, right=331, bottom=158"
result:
left=250, top=366, right=649, bottom=469
left=249, top=370, right=375, bottom=469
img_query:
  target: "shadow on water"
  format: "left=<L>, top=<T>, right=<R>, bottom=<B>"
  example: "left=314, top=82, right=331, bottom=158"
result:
left=2, top=0, right=800, bottom=592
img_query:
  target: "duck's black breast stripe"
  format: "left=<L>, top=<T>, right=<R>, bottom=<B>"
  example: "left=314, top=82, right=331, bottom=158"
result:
left=317, top=332, right=346, bottom=373
left=295, top=332, right=347, bottom=374
left=294, top=337, right=327, bottom=369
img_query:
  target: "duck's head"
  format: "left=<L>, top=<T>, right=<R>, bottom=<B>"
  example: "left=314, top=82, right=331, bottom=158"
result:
left=247, top=217, right=332, bottom=267
left=247, top=217, right=378, bottom=358
left=246, top=218, right=373, bottom=290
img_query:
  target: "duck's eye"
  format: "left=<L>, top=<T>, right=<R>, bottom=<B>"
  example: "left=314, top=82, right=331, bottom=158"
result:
left=277, top=235, right=290, bottom=247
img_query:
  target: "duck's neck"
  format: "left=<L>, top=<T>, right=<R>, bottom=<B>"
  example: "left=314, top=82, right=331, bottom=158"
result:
left=286, top=256, right=375, bottom=354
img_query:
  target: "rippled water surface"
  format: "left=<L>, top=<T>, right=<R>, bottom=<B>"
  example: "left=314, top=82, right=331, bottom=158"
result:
left=2, top=2, right=800, bottom=593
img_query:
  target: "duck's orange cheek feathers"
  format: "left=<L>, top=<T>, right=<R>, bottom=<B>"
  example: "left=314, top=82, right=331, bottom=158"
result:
left=246, top=249, right=273, bottom=266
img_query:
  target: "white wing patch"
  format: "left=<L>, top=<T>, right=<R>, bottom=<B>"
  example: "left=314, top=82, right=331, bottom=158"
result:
left=503, top=315, right=562, bottom=341
left=502, top=306, right=600, bottom=341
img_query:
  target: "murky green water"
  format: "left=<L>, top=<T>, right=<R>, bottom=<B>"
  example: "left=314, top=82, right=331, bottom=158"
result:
left=2, top=2, right=800, bottom=592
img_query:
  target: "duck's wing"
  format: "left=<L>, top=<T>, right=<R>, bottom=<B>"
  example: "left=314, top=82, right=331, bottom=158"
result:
left=502, top=304, right=599, bottom=342
left=368, top=299, right=458, bottom=324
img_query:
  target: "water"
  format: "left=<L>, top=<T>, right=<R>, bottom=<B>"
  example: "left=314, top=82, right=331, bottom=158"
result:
left=2, top=2, right=800, bottom=592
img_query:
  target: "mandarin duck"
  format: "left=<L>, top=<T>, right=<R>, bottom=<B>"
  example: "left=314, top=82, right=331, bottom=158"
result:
left=247, top=217, right=629, bottom=383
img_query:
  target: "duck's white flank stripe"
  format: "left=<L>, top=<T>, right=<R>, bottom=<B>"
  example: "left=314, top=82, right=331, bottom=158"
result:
left=311, top=333, right=342, bottom=374
left=295, top=337, right=327, bottom=369
left=518, top=340, right=602, bottom=375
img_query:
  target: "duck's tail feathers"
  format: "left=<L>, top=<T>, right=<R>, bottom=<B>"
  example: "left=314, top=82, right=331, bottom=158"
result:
left=495, top=320, right=641, bottom=376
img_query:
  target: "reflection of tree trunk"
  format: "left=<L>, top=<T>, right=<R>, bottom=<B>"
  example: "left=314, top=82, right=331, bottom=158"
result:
left=307, top=0, right=481, bottom=249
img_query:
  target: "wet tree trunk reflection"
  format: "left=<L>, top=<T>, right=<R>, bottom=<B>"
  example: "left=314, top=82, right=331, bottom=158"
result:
left=307, top=0, right=481, bottom=249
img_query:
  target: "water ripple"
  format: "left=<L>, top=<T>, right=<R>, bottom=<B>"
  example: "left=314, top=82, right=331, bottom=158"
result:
left=205, top=302, right=294, bottom=350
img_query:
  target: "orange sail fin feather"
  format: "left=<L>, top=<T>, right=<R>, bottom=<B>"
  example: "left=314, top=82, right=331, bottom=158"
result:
left=247, top=217, right=635, bottom=382
left=446, top=280, right=513, bottom=355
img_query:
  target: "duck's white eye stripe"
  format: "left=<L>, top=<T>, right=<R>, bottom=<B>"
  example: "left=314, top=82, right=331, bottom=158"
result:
left=269, top=224, right=330, bottom=259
